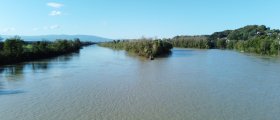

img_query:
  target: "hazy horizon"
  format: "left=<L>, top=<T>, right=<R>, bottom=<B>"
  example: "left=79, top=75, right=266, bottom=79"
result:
left=1, top=0, right=280, bottom=39
left=2, top=24, right=278, bottom=40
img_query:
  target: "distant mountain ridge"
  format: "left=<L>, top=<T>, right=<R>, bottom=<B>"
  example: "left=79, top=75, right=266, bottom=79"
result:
left=0, top=35, right=112, bottom=42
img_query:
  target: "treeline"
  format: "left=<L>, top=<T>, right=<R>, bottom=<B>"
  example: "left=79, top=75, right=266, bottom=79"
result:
left=170, top=25, right=280, bottom=55
left=99, top=39, right=173, bottom=59
left=169, top=36, right=210, bottom=49
left=0, top=36, right=90, bottom=65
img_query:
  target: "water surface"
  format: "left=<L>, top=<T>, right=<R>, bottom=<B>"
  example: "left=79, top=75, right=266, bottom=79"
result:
left=1, top=45, right=280, bottom=120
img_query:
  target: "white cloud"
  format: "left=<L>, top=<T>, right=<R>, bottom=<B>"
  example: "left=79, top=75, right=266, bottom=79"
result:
left=49, top=10, right=62, bottom=16
left=47, top=2, right=63, bottom=8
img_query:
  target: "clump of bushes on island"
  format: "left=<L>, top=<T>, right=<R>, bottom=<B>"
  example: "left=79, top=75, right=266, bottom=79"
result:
left=0, top=36, right=92, bottom=66
left=99, top=39, right=173, bottom=59
left=169, top=36, right=210, bottom=49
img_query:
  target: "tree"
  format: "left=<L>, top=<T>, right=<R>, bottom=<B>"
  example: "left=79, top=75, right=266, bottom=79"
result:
left=52, top=40, right=70, bottom=52
left=3, top=36, right=24, bottom=57
left=0, top=42, right=3, bottom=51
left=208, top=30, right=232, bottom=41
left=270, top=40, right=279, bottom=55
left=216, top=39, right=226, bottom=49
left=0, top=36, right=3, bottom=50
left=32, top=41, right=50, bottom=54
left=0, top=37, right=88, bottom=66
left=259, top=38, right=272, bottom=55
left=73, top=38, right=82, bottom=49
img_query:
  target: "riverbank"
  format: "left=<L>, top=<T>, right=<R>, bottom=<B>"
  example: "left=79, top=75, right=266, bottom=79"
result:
left=0, top=37, right=95, bottom=66
left=169, top=25, right=280, bottom=56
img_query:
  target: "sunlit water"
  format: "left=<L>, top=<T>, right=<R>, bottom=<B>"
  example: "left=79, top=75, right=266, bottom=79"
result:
left=1, top=45, right=280, bottom=120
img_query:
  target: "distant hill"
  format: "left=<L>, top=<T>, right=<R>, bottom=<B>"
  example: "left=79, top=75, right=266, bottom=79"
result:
left=0, top=35, right=112, bottom=42
left=208, top=25, right=280, bottom=41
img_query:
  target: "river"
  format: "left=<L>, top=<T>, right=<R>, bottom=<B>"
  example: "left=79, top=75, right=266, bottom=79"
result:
left=1, top=45, right=280, bottom=120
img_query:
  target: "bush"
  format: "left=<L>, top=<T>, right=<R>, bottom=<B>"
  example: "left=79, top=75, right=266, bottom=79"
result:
left=0, top=37, right=84, bottom=66
left=99, top=39, right=173, bottom=58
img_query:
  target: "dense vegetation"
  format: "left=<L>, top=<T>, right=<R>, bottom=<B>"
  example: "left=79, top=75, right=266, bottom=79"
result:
left=0, top=36, right=91, bottom=66
left=99, top=39, right=173, bottom=59
left=169, top=36, right=210, bottom=49
left=1, top=25, right=279, bottom=65
left=170, top=25, right=280, bottom=55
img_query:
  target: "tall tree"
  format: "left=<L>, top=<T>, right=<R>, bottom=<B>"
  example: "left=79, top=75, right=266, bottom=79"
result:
left=3, top=36, right=24, bottom=57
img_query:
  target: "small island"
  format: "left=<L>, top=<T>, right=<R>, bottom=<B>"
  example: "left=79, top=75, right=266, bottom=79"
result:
left=99, top=39, right=173, bottom=60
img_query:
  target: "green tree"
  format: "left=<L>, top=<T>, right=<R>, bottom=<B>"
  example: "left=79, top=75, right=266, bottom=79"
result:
left=0, top=42, right=3, bottom=51
left=52, top=40, right=70, bottom=52
left=99, top=39, right=173, bottom=58
left=32, top=41, right=50, bottom=54
left=0, top=36, right=3, bottom=50
left=216, top=39, right=227, bottom=49
left=3, top=36, right=24, bottom=57
left=270, top=40, right=279, bottom=55
left=73, top=38, right=82, bottom=49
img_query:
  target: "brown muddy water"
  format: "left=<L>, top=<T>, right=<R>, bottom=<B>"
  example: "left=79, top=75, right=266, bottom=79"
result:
left=1, top=45, right=280, bottom=120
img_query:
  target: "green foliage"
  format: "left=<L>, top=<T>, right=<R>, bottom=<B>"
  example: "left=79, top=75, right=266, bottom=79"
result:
left=172, top=25, right=280, bottom=55
left=0, top=37, right=85, bottom=66
left=0, top=42, right=3, bottom=51
left=32, top=41, right=51, bottom=54
left=227, top=25, right=267, bottom=40
left=208, top=30, right=232, bottom=41
left=3, top=36, right=24, bottom=57
left=100, top=39, right=173, bottom=58
left=170, top=36, right=210, bottom=49
left=226, top=40, right=237, bottom=49
left=216, top=39, right=227, bottom=49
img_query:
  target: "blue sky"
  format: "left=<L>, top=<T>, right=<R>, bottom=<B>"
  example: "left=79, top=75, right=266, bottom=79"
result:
left=0, top=0, right=280, bottom=39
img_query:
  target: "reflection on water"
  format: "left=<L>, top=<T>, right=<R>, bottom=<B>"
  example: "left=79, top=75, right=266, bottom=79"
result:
left=0, top=65, right=25, bottom=80
left=0, top=81, right=3, bottom=89
left=0, top=90, right=24, bottom=95
left=171, top=48, right=198, bottom=57
left=0, top=68, right=4, bottom=74
left=0, top=52, right=80, bottom=79
left=31, top=62, right=49, bottom=70
left=0, top=52, right=80, bottom=97
left=0, top=46, right=280, bottom=120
